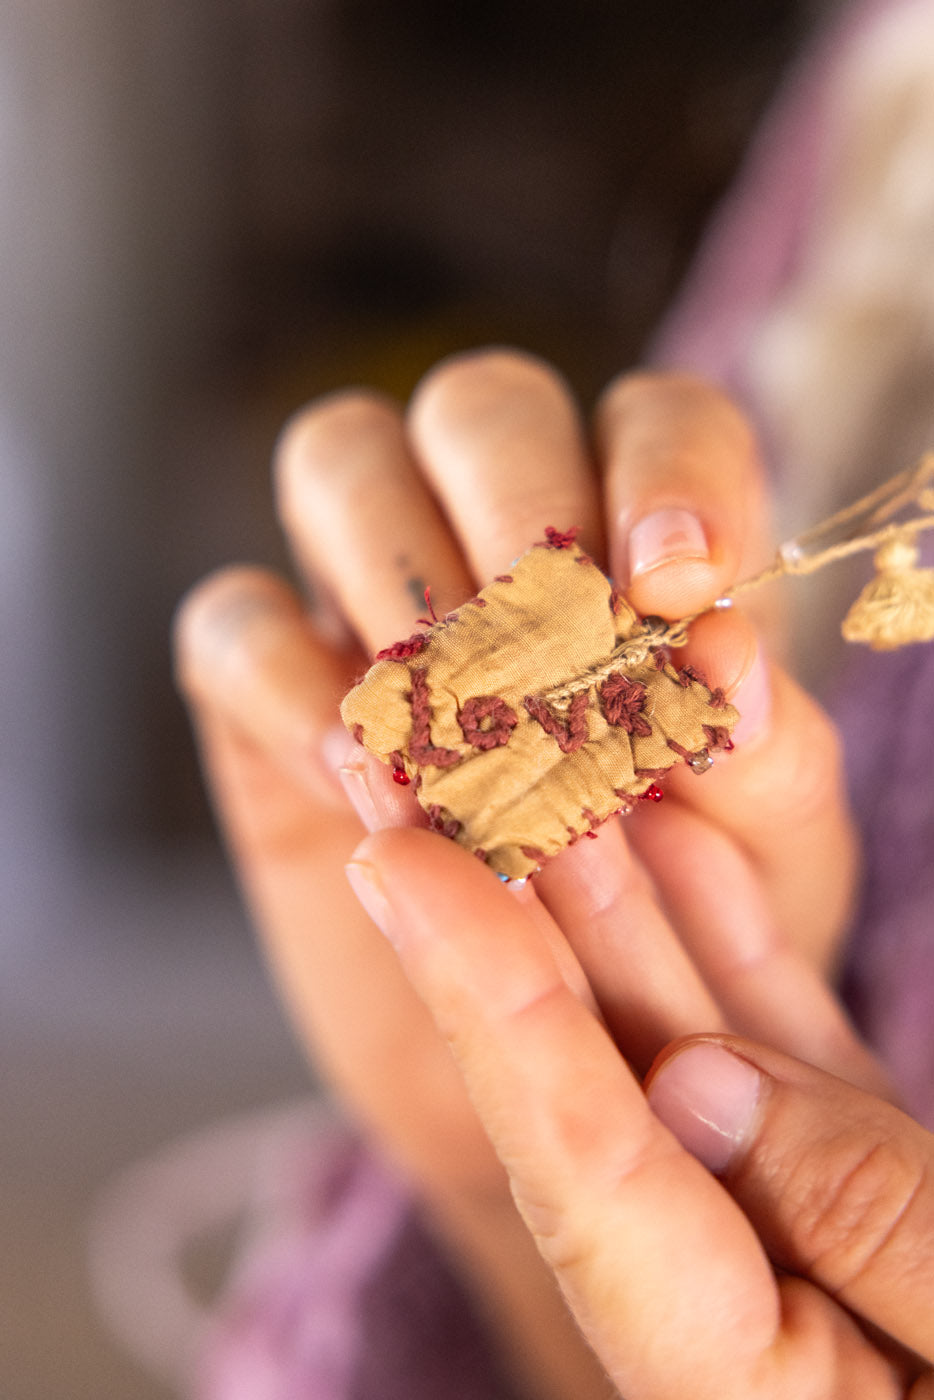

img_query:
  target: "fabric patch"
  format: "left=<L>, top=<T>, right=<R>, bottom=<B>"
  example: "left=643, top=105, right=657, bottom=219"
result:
left=341, top=535, right=738, bottom=879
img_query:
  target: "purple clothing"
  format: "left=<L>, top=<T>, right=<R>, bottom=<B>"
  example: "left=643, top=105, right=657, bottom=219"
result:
left=837, top=642, right=934, bottom=1128
left=199, top=2, right=934, bottom=1394
left=197, top=1139, right=522, bottom=1400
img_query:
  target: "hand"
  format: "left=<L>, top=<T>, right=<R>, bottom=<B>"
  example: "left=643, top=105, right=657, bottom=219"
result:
left=174, top=352, right=881, bottom=1398
left=347, top=826, right=934, bottom=1398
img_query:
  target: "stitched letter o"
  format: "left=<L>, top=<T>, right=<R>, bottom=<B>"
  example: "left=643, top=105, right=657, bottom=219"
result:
left=458, top=695, right=518, bottom=750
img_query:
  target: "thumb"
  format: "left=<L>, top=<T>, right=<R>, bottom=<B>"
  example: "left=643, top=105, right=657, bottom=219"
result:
left=646, top=1035, right=934, bottom=1365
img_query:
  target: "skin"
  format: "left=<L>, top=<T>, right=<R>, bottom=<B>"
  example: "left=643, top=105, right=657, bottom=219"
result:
left=175, top=355, right=933, bottom=1399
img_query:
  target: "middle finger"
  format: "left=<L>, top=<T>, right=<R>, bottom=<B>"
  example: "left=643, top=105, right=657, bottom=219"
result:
left=407, top=347, right=604, bottom=578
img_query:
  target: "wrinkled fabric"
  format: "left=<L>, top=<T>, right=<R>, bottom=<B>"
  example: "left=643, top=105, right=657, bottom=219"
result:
left=341, top=538, right=736, bottom=878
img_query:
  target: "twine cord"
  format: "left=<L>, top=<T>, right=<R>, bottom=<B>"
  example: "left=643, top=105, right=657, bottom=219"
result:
left=544, top=452, right=934, bottom=707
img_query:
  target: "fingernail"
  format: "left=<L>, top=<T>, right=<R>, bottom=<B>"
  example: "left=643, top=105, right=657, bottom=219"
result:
left=345, top=859, right=399, bottom=946
left=318, top=724, right=380, bottom=829
left=628, top=508, right=709, bottom=580
left=646, top=1042, right=762, bottom=1174
left=340, top=768, right=384, bottom=833
left=321, top=723, right=358, bottom=775
left=730, top=646, right=772, bottom=746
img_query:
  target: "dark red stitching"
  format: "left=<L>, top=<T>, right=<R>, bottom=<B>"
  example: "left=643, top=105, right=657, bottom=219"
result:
left=523, top=690, right=590, bottom=753
left=598, top=672, right=653, bottom=736
left=634, top=767, right=669, bottom=781
left=427, top=804, right=461, bottom=839
left=352, top=723, right=364, bottom=745
left=536, top=525, right=579, bottom=550
left=703, top=724, right=734, bottom=752
left=520, top=845, right=545, bottom=861
left=609, top=585, right=626, bottom=614
left=677, top=663, right=709, bottom=689
left=578, top=807, right=604, bottom=839
left=708, top=687, right=726, bottom=709
left=474, top=848, right=488, bottom=863
left=416, top=585, right=439, bottom=625
left=666, top=739, right=692, bottom=762
left=408, top=668, right=462, bottom=768
left=575, top=552, right=594, bottom=567
left=458, top=694, right=519, bottom=750
left=376, top=632, right=429, bottom=661
left=464, top=595, right=487, bottom=608
left=494, top=574, right=513, bottom=583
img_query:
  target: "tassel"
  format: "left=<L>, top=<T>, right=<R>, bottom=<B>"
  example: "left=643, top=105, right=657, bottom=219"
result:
left=841, top=534, right=934, bottom=650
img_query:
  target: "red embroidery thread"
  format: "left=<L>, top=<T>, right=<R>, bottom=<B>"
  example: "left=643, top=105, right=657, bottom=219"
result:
left=416, top=585, right=439, bottom=625
left=536, top=526, right=579, bottom=550
left=376, top=633, right=428, bottom=661
left=523, top=691, right=590, bottom=754
left=703, top=724, right=734, bottom=752
left=408, top=669, right=462, bottom=768
left=598, top=672, right=653, bottom=736
left=427, top=803, right=461, bottom=839
left=677, top=663, right=708, bottom=689
left=520, top=845, right=546, bottom=862
left=458, top=695, right=519, bottom=750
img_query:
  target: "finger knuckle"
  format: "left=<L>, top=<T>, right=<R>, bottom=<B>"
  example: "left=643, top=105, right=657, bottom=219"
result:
left=508, top=1170, right=594, bottom=1275
left=599, top=368, right=746, bottom=425
left=787, top=1136, right=926, bottom=1294
left=773, top=698, right=848, bottom=827
left=273, top=389, right=400, bottom=516
left=736, top=684, right=847, bottom=831
left=410, top=345, right=570, bottom=430
left=172, top=565, right=289, bottom=696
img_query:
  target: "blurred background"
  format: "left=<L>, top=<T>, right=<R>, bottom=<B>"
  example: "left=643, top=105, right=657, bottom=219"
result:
left=0, top=1, right=833, bottom=1395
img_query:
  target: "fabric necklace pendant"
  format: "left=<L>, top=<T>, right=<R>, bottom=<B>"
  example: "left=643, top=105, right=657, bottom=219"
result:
left=341, top=529, right=738, bottom=880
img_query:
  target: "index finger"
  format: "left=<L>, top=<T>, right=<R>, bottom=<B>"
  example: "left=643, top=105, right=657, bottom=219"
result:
left=345, top=828, right=879, bottom=1400
left=596, top=373, right=856, bottom=972
left=596, top=371, right=773, bottom=617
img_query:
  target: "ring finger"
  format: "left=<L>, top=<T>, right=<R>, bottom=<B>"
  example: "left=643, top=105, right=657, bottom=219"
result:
left=274, top=389, right=475, bottom=653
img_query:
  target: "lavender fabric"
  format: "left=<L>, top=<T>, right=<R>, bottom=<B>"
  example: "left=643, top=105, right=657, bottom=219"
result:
left=197, top=1140, right=522, bottom=1400
left=199, top=2, right=934, bottom=1394
left=836, top=641, right=934, bottom=1129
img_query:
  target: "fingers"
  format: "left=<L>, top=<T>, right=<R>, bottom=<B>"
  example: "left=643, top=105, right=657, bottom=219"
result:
left=347, top=828, right=890, bottom=1399
left=275, top=351, right=603, bottom=668
left=174, top=581, right=503, bottom=1200
left=346, top=828, right=786, bottom=1400
left=626, top=798, right=888, bottom=1095
left=596, top=371, right=772, bottom=618
left=647, top=1036, right=934, bottom=1365
left=274, top=391, right=474, bottom=650
left=632, top=609, right=859, bottom=974
left=594, top=374, right=856, bottom=971
left=173, top=565, right=356, bottom=807
left=534, top=821, right=728, bottom=1072
left=407, top=349, right=604, bottom=576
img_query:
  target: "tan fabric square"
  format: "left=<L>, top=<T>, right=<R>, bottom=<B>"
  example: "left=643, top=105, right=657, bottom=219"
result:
left=341, top=533, right=738, bottom=879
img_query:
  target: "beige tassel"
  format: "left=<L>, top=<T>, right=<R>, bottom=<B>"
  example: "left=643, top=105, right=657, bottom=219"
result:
left=841, top=534, right=934, bottom=650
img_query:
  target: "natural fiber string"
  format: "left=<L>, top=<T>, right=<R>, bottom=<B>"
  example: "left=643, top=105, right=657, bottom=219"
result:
left=547, top=451, right=934, bottom=705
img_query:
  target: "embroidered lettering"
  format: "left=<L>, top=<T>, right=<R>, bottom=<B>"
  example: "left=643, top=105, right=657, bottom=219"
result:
left=458, top=695, right=519, bottom=750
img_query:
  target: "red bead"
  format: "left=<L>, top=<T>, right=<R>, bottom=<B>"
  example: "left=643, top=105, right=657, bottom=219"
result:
left=392, top=766, right=411, bottom=786
left=639, top=783, right=664, bottom=803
